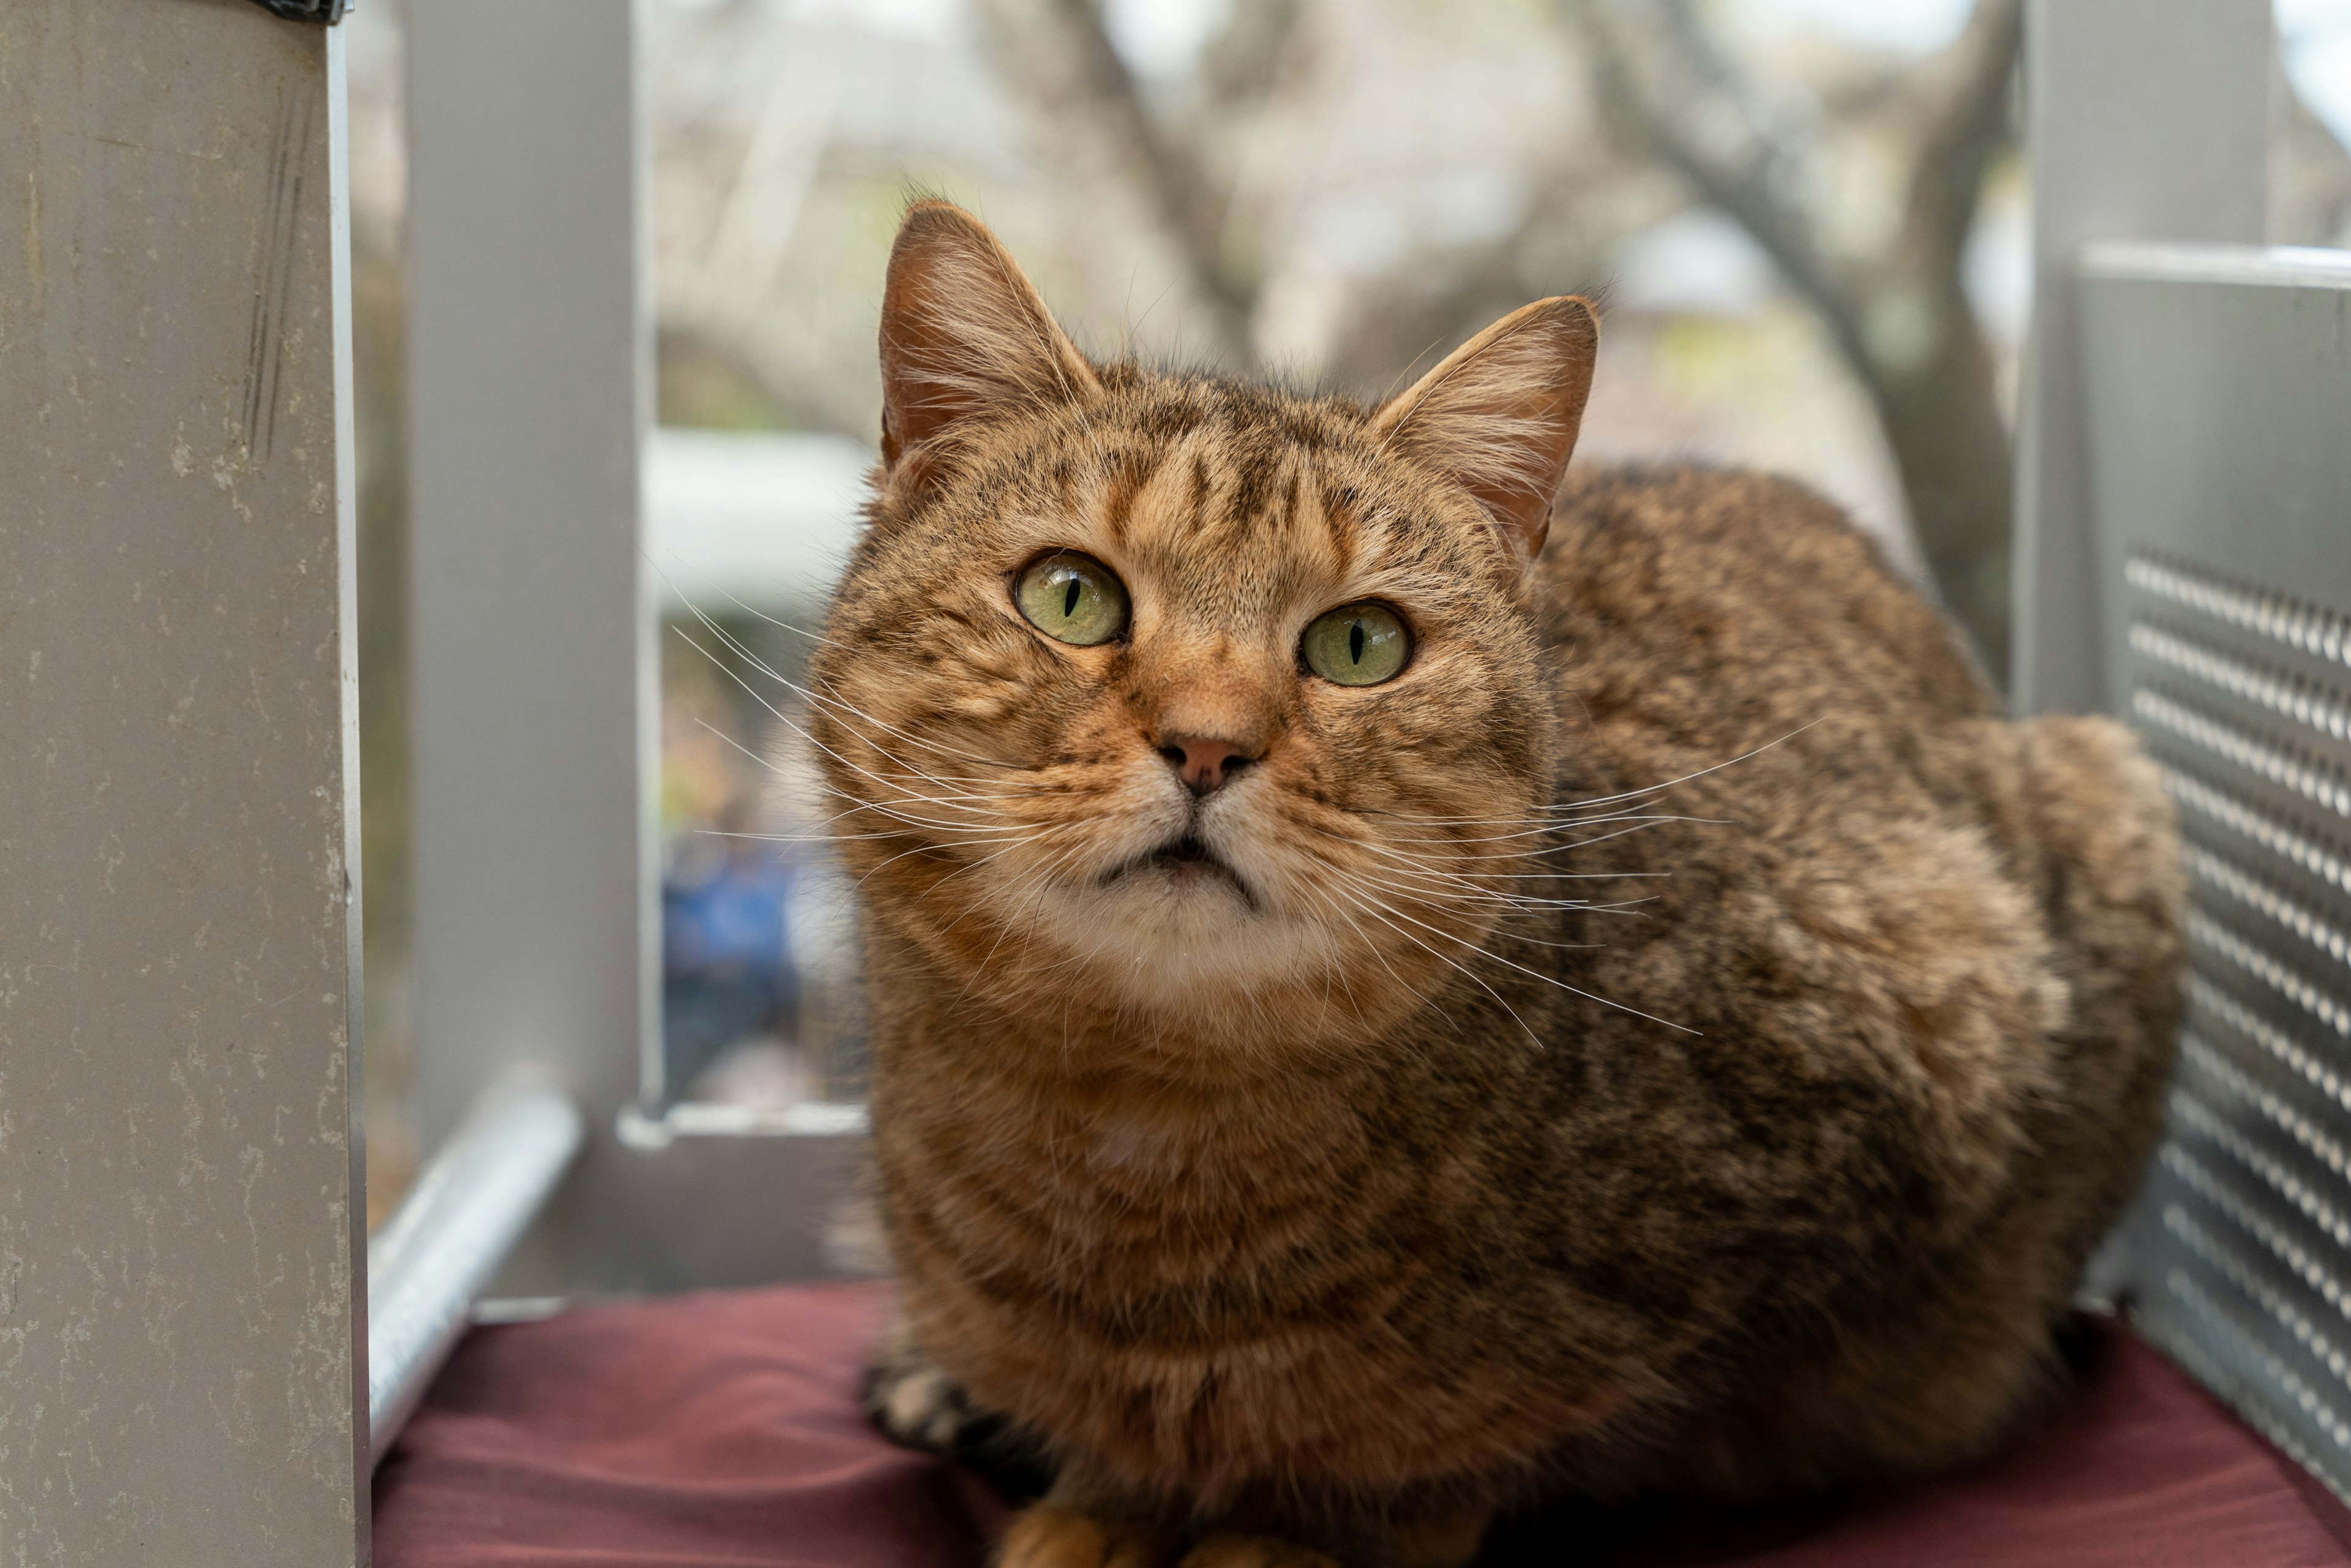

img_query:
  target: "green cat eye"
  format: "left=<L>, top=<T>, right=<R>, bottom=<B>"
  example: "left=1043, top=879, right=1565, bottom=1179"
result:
left=1302, top=603, right=1411, bottom=686
left=1014, top=552, right=1129, bottom=647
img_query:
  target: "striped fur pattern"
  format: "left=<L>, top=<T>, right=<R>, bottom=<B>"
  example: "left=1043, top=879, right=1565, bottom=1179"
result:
left=808, top=203, right=2184, bottom=1568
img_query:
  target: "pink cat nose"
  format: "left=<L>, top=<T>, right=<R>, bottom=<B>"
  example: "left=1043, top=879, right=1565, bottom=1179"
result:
left=1157, top=735, right=1258, bottom=796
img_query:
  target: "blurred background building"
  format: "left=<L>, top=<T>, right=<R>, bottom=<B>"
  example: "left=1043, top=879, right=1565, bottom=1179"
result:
left=351, top=0, right=2351, bottom=1226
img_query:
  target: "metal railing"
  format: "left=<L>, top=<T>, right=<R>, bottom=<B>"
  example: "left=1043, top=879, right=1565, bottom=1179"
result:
left=367, top=1082, right=586, bottom=1463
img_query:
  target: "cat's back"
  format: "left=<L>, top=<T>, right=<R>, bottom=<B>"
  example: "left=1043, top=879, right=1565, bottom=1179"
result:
left=1513, top=467, right=2180, bottom=1492
left=1537, top=466, right=1994, bottom=767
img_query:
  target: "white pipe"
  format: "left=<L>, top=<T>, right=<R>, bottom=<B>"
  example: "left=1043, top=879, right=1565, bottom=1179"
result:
left=367, top=1081, right=585, bottom=1465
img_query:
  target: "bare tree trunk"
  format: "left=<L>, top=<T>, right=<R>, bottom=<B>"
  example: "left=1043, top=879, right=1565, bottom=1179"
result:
left=1564, top=0, right=2022, bottom=689
left=1866, top=279, right=2014, bottom=683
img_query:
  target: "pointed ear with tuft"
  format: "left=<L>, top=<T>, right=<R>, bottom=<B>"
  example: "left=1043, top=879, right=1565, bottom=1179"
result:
left=1369, top=296, right=1600, bottom=565
left=877, top=201, right=1101, bottom=482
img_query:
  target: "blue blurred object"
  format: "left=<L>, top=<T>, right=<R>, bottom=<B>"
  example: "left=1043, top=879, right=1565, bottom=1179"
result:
left=661, top=846, right=798, bottom=1097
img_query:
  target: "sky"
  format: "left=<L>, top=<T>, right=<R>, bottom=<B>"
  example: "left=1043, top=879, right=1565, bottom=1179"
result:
left=2281, top=0, right=2351, bottom=146
left=1735, top=0, right=1970, bottom=51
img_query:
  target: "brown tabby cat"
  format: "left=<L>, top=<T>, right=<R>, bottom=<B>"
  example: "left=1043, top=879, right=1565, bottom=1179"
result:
left=808, top=201, right=2183, bottom=1568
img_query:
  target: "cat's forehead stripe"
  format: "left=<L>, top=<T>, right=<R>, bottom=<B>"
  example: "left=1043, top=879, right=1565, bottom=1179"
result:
left=1098, top=443, right=1148, bottom=550
left=1223, top=441, right=1288, bottom=542
left=1099, top=427, right=1371, bottom=613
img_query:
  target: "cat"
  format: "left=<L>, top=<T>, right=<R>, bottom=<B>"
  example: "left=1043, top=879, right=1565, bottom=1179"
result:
left=808, top=200, right=2183, bottom=1568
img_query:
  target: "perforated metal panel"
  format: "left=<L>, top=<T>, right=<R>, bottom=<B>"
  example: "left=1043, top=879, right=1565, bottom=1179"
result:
left=2079, top=244, right=2351, bottom=1497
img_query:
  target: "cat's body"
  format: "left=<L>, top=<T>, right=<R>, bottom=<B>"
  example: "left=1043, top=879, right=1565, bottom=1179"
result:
left=813, top=204, right=2182, bottom=1568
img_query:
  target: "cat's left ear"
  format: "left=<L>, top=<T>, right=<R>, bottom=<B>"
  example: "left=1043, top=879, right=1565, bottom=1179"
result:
left=1370, top=296, right=1599, bottom=565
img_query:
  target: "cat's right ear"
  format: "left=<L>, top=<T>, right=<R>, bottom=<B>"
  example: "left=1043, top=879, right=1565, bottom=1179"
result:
left=877, top=201, right=1100, bottom=483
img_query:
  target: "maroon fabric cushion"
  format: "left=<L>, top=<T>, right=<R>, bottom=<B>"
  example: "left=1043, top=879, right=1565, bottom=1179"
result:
left=373, top=1282, right=1003, bottom=1568
left=373, top=1282, right=2351, bottom=1567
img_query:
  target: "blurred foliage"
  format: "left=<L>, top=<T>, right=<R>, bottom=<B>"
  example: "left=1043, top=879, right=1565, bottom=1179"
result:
left=658, top=326, right=804, bottom=431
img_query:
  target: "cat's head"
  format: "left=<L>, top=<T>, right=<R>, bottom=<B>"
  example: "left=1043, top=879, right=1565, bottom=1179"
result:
left=808, top=202, right=1595, bottom=1050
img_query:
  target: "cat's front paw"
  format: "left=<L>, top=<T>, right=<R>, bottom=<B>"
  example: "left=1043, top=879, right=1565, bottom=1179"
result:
left=865, top=1323, right=1057, bottom=1498
left=1000, top=1502, right=1160, bottom=1568
left=864, top=1329, right=996, bottom=1457
left=1179, top=1533, right=1341, bottom=1568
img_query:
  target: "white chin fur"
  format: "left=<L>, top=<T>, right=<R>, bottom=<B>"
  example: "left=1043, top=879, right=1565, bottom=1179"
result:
left=1012, top=871, right=1346, bottom=1015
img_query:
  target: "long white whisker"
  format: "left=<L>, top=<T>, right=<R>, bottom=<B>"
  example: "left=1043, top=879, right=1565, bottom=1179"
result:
left=1545, top=721, right=1824, bottom=813
left=1330, top=871, right=1698, bottom=1037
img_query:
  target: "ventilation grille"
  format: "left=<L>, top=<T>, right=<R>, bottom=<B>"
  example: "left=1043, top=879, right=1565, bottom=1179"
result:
left=2120, top=550, right=2351, bottom=1502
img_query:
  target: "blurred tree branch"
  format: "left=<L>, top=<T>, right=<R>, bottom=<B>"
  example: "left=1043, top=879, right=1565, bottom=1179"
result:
left=974, top=0, right=1289, bottom=368
left=1562, top=0, right=2022, bottom=688
left=979, top=0, right=1600, bottom=397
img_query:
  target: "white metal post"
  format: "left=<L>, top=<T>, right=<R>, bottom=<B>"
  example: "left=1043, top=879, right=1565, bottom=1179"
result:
left=0, top=3, right=366, bottom=1559
left=2012, top=0, right=2270, bottom=715
left=406, top=0, right=659, bottom=1274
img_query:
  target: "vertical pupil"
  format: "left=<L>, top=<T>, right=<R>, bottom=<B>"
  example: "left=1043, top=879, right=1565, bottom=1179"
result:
left=1063, top=576, right=1082, bottom=618
left=1349, top=621, right=1365, bottom=664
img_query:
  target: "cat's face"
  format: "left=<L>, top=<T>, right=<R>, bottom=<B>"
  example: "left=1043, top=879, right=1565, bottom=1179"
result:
left=808, top=204, right=1595, bottom=1048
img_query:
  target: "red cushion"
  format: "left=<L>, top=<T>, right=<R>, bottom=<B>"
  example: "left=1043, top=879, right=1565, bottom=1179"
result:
left=373, top=1282, right=2351, bottom=1567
